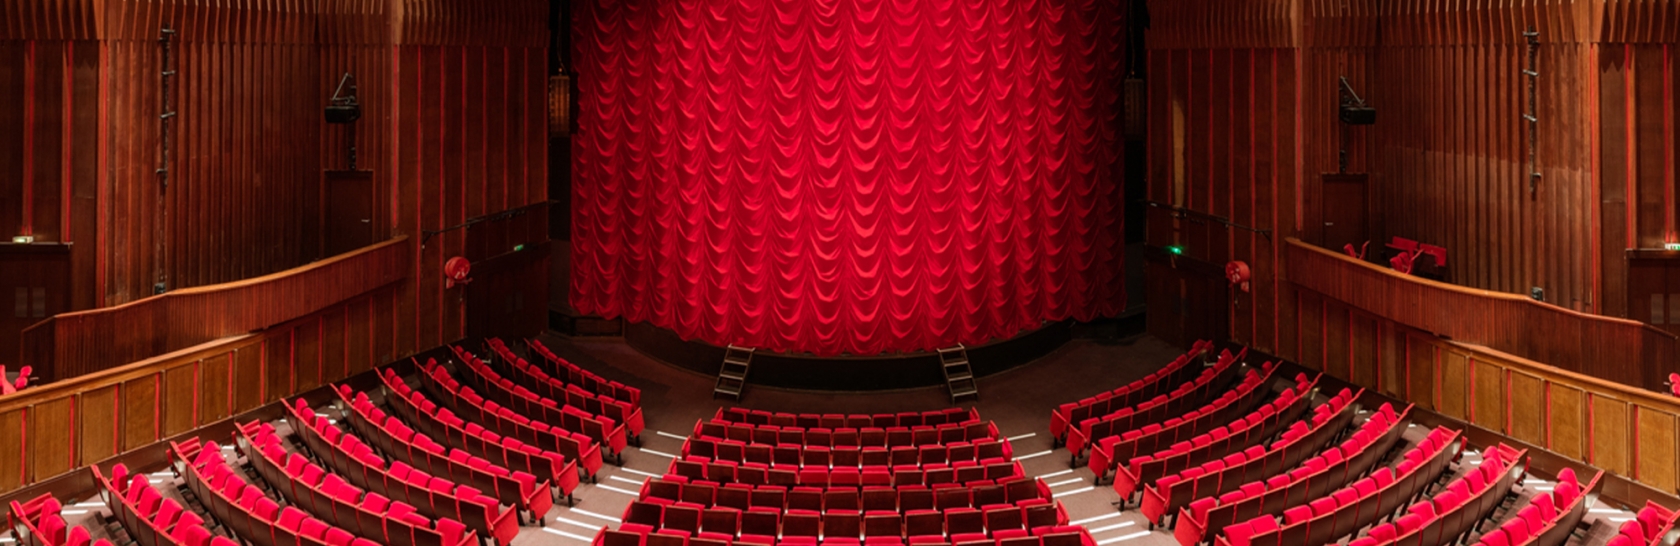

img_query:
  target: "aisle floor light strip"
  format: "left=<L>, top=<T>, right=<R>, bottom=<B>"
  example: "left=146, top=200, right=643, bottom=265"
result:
left=1070, top=512, right=1122, bottom=526
left=1014, top=450, right=1053, bottom=461
left=595, top=484, right=642, bottom=496
left=1087, top=521, right=1136, bottom=534
left=1007, top=433, right=1037, bottom=442
left=1046, top=478, right=1085, bottom=488
left=543, top=527, right=597, bottom=542
left=554, top=516, right=606, bottom=531
left=639, top=448, right=678, bottom=459
left=1052, top=486, right=1094, bottom=498
left=1096, top=531, right=1152, bottom=545
left=571, top=508, right=623, bottom=524
left=620, top=467, right=661, bottom=478
left=655, top=431, right=689, bottom=441
left=609, top=475, right=645, bottom=486
left=1036, top=469, right=1074, bottom=480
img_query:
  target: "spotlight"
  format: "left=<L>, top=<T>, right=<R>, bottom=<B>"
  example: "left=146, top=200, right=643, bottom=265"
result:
left=325, top=73, right=360, bottom=124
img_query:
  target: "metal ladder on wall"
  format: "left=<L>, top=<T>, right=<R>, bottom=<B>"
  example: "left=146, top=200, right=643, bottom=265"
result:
left=939, top=345, right=978, bottom=403
left=714, top=345, right=755, bottom=401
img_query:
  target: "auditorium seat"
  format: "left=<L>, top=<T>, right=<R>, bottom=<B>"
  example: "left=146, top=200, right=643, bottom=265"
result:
left=527, top=338, right=644, bottom=407
left=1049, top=341, right=1214, bottom=443
left=391, top=364, right=606, bottom=480
left=1164, top=402, right=1408, bottom=545
left=449, top=345, right=631, bottom=458
left=1088, top=364, right=1294, bottom=484
left=1066, top=347, right=1244, bottom=462
left=1357, top=444, right=1527, bottom=546
left=483, top=339, right=645, bottom=440
left=283, top=398, right=521, bottom=545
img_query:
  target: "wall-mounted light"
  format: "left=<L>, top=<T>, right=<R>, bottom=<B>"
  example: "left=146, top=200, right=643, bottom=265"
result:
left=11, top=235, right=34, bottom=244
left=1665, top=242, right=1680, bottom=251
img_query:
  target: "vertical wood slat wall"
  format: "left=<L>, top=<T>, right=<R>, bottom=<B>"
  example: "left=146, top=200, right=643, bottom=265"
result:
left=0, top=286, right=395, bottom=496
left=1148, top=0, right=1680, bottom=370
left=0, top=0, right=550, bottom=367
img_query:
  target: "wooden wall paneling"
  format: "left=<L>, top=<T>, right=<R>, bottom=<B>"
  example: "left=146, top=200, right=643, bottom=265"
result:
left=465, top=46, right=487, bottom=222
left=197, top=352, right=230, bottom=425
left=1210, top=49, right=1232, bottom=226
left=0, top=409, right=23, bottom=492
left=161, top=360, right=197, bottom=437
left=1351, top=311, right=1379, bottom=389
left=77, top=384, right=118, bottom=465
left=1254, top=49, right=1280, bottom=356
left=418, top=47, right=444, bottom=351
left=347, top=297, right=372, bottom=376
left=120, top=375, right=157, bottom=452
left=1550, top=383, right=1586, bottom=461
left=30, top=43, right=64, bottom=241
left=70, top=40, right=100, bottom=312
left=263, top=331, right=292, bottom=403
left=295, top=319, right=321, bottom=393
left=1634, top=407, right=1678, bottom=494
left=1590, top=393, right=1632, bottom=475
left=1508, top=370, right=1547, bottom=447
left=231, top=341, right=264, bottom=414
left=1634, top=46, right=1667, bottom=250
left=1231, top=49, right=1256, bottom=347
left=442, top=46, right=466, bottom=344
left=395, top=46, right=421, bottom=360
left=486, top=47, right=510, bottom=215
left=1325, top=301, right=1350, bottom=378
left=26, top=397, right=74, bottom=484
left=1296, top=290, right=1321, bottom=370
left=1438, top=348, right=1469, bottom=421
left=1471, top=357, right=1506, bottom=433
left=1602, top=45, right=1631, bottom=317
left=323, top=304, right=348, bottom=381
left=0, top=43, right=23, bottom=238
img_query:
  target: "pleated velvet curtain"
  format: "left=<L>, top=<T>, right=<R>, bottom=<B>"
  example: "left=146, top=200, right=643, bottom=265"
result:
left=571, top=0, right=1127, bottom=355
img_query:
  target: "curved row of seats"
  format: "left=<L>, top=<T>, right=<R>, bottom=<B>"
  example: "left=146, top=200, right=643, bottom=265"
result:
left=171, top=438, right=406, bottom=546
left=92, top=463, right=221, bottom=546
left=1066, top=349, right=1245, bottom=462
left=339, top=384, right=580, bottom=503
left=401, top=362, right=606, bottom=479
left=668, top=455, right=1022, bottom=489
left=1471, top=467, right=1600, bottom=546
left=1163, top=403, right=1408, bottom=542
left=1336, top=444, right=1527, bottom=546
left=593, top=521, right=1097, bottom=546
left=695, top=419, right=995, bottom=450
left=483, top=339, right=645, bottom=440
left=285, top=398, right=522, bottom=546
left=235, top=422, right=476, bottom=546
left=638, top=475, right=1054, bottom=514
left=1218, top=425, right=1462, bottom=546
left=8, top=493, right=117, bottom=546
left=1050, top=341, right=1215, bottom=444
left=1149, top=388, right=1363, bottom=537
left=1088, top=365, right=1298, bottom=484
left=620, top=497, right=1064, bottom=542
left=525, top=338, right=644, bottom=406
left=683, top=434, right=1012, bottom=470
left=445, top=348, right=630, bottom=457
left=1603, top=500, right=1680, bottom=546
left=715, top=407, right=979, bottom=430
left=1111, top=380, right=1325, bottom=504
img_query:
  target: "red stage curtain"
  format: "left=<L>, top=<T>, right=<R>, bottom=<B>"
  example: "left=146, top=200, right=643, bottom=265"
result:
left=571, top=0, right=1127, bottom=355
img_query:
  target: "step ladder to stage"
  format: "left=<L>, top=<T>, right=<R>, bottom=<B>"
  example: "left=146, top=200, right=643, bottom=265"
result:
left=714, top=345, right=755, bottom=400
left=939, top=345, right=978, bottom=403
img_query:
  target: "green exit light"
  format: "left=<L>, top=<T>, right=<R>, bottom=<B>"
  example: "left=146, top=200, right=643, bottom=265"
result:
left=513, top=244, right=526, bottom=252
left=1167, top=245, right=1185, bottom=256
left=1667, top=243, right=1680, bottom=252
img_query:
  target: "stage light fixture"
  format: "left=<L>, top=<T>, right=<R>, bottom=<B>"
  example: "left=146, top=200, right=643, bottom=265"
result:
left=1338, top=76, right=1376, bottom=126
left=11, top=235, right=34, bottom=244
left=325, top=73, right=360, bottom=124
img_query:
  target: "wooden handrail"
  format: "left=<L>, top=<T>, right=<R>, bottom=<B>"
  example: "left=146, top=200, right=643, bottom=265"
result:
left=19, top=236, right=411, bottom=382
left=1287, top=237, right=1676, bottom=389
